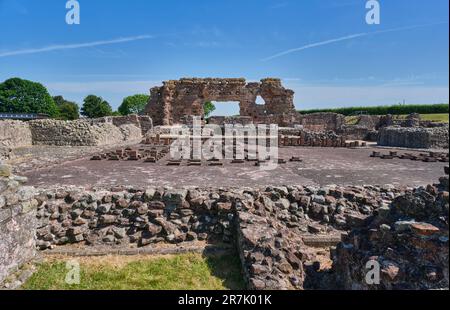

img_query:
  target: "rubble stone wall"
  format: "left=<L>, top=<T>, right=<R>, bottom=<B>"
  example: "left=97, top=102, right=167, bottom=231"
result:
left=0, top=121, right=32, bottom=149
left=298, top=113, right=345, bottom=132
left=28, top=119, right=143, bottom=147
left=208, top=116, right=253, bottom=126
left=34, top=182, right=411, bottom=290
left=0, top=167, right=37, bottom=283
left=35, top=187, right=236, bottom=250
left=143, top=78, right=297, bottom=126
left=334, top=175, right=449, bottom=290
left=91, top=115, right=153, bottom=136
left=378, top=125, right=449, bottom=149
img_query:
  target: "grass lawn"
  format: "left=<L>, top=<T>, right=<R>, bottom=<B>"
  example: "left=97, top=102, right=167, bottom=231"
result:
left=419, top=113, right=449, bottom=123
left=22, top=252, right=245, bottom=290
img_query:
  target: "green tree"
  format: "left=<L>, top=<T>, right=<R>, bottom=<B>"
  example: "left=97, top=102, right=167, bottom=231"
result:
left=118, top=94, right=149, bottom=115
left=0, top=78, right=58, bottom=117
left=53, top=96, right=80, bottom=120
left=203, top=101, right=216, bottom=118
left=81, top=95, right=113, bottom=118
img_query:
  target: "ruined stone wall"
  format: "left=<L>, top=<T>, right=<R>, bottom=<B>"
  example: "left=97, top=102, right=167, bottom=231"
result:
left=143, top=78, right=296, bottom=126
left=28, top=119, right=143, bottom=147
left=35, top=187, right=235, bottom=250
left=279, top=129, right=347, bottom=147
left=334, top=175, right=449, bottom=290
left=92, top=115, right=153, bottom=136
left=0, top=121, right=33, bottom=149
left=0, top=166, right=37, bottom=283
left=298, top=113, right=345, bottom=132
left=208, top=116, right=253, bottom=126
left=378, top=125, right=449, bottom=149
left=33, top=182, right=411, bottom=290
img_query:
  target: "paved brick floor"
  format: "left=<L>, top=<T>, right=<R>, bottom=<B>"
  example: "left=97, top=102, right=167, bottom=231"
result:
left=22, top=145, right=448, bottom=189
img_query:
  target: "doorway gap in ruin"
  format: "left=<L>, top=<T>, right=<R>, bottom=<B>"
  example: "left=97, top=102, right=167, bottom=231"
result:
left=209, top=101, right=241, bottom=117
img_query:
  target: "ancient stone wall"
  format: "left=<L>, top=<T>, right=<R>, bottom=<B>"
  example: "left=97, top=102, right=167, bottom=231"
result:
left=378, top=125, right=449, bottom=149
left=334, top=175, right=449, bottom=290
left=143, top=78, right=297, bottom=126
left=33, top=182, right=412, bottom=290
left=0, top=121, right=32, bottom=149
left=91, top=115, right=153, bottom=136
left=28, top=119, right=143, bottom=147
left=35, top=187, right=235, bottom=250
left=0, top=166, right=37, bottom=283
left=298, top=113, right=345, bottom=132
left=208, top=116, right=253, bottom=126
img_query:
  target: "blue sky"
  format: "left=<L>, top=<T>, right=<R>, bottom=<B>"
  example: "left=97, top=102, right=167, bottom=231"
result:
left=0, top=0, right=448, bottom=115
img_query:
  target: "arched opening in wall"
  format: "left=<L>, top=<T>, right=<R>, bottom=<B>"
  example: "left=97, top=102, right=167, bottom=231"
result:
left=255, top=96, right=268, bottom=116
left=208, top=101, right=241, bottom=117
left=256, top=96, right=266, bottom=106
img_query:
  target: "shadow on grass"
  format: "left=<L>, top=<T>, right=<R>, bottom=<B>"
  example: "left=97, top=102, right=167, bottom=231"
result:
left=203, top=249, right=246, bottom=290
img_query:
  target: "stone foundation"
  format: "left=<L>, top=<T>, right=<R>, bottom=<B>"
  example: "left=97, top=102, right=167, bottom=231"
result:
left=0, top=121, right=32, bottom=149
left=0, top=167, right=37, bottom=283
left=378, top=125, right=449, bottom=149
left=28, top=119, right=143, bottom=147
left=334, top=176, right=449, bottom=289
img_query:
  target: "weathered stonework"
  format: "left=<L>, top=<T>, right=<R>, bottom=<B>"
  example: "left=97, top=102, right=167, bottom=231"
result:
left=28, top=119, right=143, bottom=147
left=0, top=167, right=37, bottom=284
left=334, top=175, right=449, bottom=289
left=298, top=113, right=345, bottom=132
left=378, top=125, right=449, bottom=149
left=0, top=120, right=32, bottom=149
left=143, top=78, right=296, bottom=126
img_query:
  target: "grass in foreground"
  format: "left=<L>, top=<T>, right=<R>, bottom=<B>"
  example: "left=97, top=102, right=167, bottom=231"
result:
left=22, top=252, right=245, bottom=290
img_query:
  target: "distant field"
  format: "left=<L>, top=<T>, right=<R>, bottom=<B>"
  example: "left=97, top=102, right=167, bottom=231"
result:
left=300, top=103, right=449, bottom=116
left=22, top=253, right=244, bottom=290
left=416, top=113, right=449, bottom=123
left=345, top=113, right=449, bottom=125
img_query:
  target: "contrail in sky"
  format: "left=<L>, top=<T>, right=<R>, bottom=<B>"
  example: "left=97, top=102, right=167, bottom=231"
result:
left=262, top=22, right=448, bottom=61
left=0, top=35, right=154, bottom=58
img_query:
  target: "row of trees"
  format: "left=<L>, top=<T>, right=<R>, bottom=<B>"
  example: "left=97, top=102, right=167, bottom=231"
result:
left=0, top=78, right=150, bottom=120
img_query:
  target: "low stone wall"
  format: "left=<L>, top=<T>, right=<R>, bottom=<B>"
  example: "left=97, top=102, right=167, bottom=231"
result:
left=0, top=121, right=32, bottom=149
left=378, top=125, right=449, bottom=149
left=34, top=182, right=408, bottom=290
left=279, top=129, right=347, bottom=147
left=208, top=116, right=253, bottom=126
left=29, top=119, right=142, bottom=147
left=35, top=187, right=235, bottom=250
left=298, top=113, right=345, bottom=132
left=335, top=175, right=449, bottom=289
left=92, top=115, right=153, bottom=136
left=0, top=166, right=37, bottom=283
left=339, top=125, right=372, bottom=141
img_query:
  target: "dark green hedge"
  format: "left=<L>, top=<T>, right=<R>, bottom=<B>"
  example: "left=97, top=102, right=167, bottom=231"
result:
left=299, top=104, right=449, bottom=116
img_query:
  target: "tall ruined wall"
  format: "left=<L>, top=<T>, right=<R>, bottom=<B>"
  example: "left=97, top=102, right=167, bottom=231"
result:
left=143, top=78, right=296, bottom=126
left=0, top=121, right=32, bottom=149
left=0, top=165, right=37, bottom=283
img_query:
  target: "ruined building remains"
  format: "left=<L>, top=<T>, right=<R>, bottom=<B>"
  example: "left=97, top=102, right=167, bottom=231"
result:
left=143, top=78, right=297, bottom=126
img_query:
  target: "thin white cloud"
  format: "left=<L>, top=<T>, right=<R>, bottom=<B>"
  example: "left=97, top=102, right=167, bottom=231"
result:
left=262, top=22, right=448, bottom=61
left=0, top=35, right=154, bottom=58
left=263, top=33, right=366, bottom=61
left=45, top=80, right=160, bottom=94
